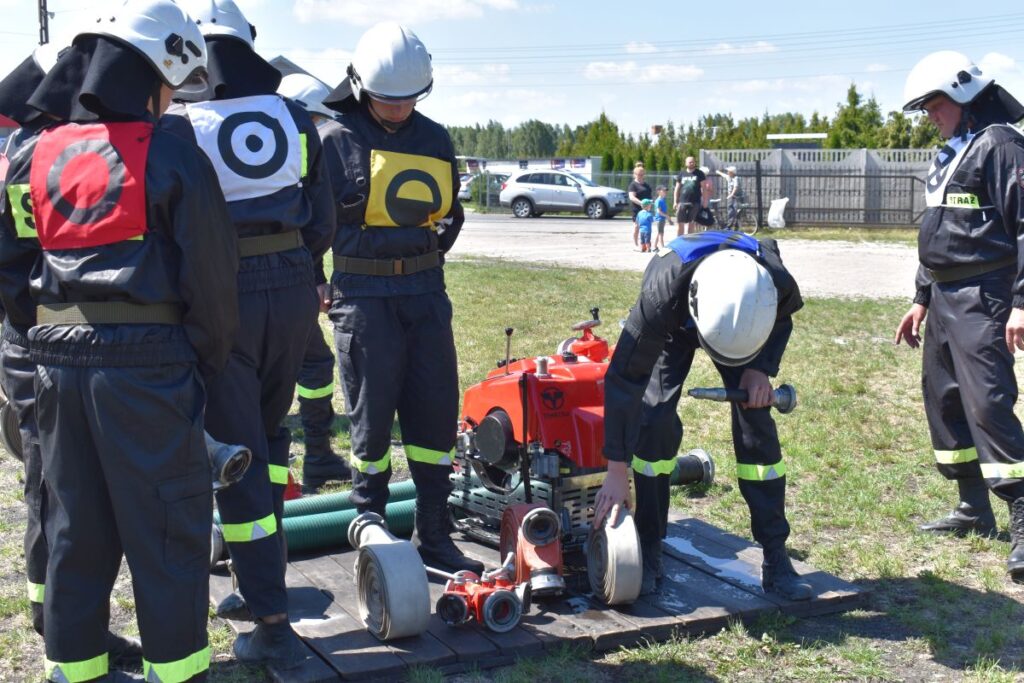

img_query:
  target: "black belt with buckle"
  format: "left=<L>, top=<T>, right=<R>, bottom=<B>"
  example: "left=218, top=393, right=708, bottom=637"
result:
left=335, top=251, right=441, bottom=276
left=926, top=255, right=1016, bottom=284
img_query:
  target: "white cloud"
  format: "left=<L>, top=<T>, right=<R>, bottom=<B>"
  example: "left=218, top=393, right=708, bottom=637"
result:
left=625, top=41, right=656, bottom=55
left=706, top=41, right=776, bottom=56
left=293, top=0, right=518, bottom=26
left=865, top=63, right=889, bottom=73
left=583, top=60, right=702, bottom=83
left=419, top=87, right=566, bottom=128
left=979, top=52, right=1024, bottom=105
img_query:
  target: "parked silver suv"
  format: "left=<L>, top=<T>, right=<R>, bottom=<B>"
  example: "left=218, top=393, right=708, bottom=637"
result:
left=499, top=170, right=628, bottom=219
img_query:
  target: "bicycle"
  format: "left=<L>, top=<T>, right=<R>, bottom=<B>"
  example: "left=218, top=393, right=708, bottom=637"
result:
left=708, top=198, right=758, bottom=236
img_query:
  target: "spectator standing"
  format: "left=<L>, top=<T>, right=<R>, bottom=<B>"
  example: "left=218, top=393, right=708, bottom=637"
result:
left=717, top=166, right=742, bottom=228
left=673, top=156, right=705, bottom=236
left=636, top=198, right=654, bottom=252
left=653, top=186, right=670, bottom=251
left=628, top=162, right=652, bottom=246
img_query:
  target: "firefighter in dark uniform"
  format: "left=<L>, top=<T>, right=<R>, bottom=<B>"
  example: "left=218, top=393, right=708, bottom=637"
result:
left=0, top=1, right=239, bottom=680
left=320, top=22, right=481, bottom=574
left=277, top=71, right=351, bottom=492
left=0, top=44, right=144, bottom=669
left=168, top=0, right=335, bottom=663
left=594, top=231, right=813, bottom=600
left=894, top=51, right=1024, bottom=580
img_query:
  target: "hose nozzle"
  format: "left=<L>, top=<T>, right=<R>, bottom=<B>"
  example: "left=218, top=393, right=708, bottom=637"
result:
left=687, top=383, right=797, bottom=414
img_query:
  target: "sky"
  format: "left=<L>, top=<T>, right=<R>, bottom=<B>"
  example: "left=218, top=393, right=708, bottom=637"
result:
left=1, top=0, right=1023, bottom=138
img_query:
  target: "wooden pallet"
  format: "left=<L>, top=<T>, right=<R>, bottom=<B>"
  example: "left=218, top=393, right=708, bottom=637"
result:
left=209, top=514, right=866, bottom=681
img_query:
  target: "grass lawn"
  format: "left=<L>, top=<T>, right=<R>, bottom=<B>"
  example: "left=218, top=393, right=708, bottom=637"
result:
left=1, top=259, right=1023, bottom=682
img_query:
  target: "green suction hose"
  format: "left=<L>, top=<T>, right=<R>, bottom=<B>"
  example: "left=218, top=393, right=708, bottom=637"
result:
left=282, top=479, right=418, bottom=518
left=283, top=497, right=417, bottom=554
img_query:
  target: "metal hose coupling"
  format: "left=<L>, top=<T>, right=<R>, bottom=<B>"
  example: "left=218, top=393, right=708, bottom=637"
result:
left=587, top=505, right=642, bottom=605
left=206, top=432, right=253, bottom=491
left=348, top=512, right=431, bottom=641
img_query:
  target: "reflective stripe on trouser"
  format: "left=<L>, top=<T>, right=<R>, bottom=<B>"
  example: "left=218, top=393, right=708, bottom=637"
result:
left=207, top=282, right=318, bottom=618
left=36, top=362, right=210, bottom=677
left=143, top=646, right=210, bottom=683
left=45, top=653, right=107, bottom=683
left=631, top=327, right=790, bottom=549
left=922, top=272, right=1024, bottom=500
left=299, top=320, right=339, bottom=480
left=331, top=291, right=459, bottom=514
left=632, top=456, right=676, bottom=477
left=1, top=336, right=48, bottom=635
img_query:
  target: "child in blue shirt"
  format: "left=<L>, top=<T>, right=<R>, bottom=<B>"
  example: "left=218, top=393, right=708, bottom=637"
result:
left=653, top=186, right=670, bottom=252
left=636, top=198, right=655, bottom=253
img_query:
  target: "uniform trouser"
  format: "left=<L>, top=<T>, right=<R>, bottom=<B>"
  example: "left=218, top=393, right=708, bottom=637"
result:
left=36, top=362, right=210, bottom=683
left=296, top=320, right=336, bottom=462
left=922, top=272, right=1024, bottom=502
left=206, top=283, right=318, bottom=618
left=0, top=337, right=46, bottom=635
left=631, top=327, right=790, bottom=551
left=330, top=291, right=459, bottom=514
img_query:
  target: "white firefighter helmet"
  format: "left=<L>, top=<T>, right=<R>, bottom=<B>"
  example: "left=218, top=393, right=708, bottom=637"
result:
left=177, top=0, right=254, bottom=48
left=278, top=73, right=334, bottom=119
left=348, top=22, right=433, bottom=101
left=902, top=51, right=992, bottom=112
left=688, top=249, right=778, bottom=366
left=85, top=0, right=208, bottom=91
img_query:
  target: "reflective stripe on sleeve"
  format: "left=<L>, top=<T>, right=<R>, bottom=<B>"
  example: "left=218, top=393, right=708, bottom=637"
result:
left=268, top=464, right=289, bottom=485
left=297, top=381, right=334, bottom=400
left=45, top=653, right=108, bottom=683
left=934, top=447, right=978, bottom=465
left=735, top=461, right=786, bottom=481
left=405, top=444, right=453, bottom=466
left=631, top=456, right=675, bottom=477
left=353, top=449, right=391, bottom=474
left=221, top=512, right=277, bottom=543
left=142, top=646, right=210, bottom=683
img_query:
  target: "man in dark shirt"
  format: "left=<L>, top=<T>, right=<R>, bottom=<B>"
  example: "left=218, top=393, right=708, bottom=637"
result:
left=593, top=231, right=812, bottom=600
left=674, top=156, right=705, bottom=236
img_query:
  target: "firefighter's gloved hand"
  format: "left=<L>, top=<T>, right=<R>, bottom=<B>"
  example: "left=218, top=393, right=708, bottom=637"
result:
left=594, top=460, right=631, bottom=528
left=738, top=368, right=772, bottom=409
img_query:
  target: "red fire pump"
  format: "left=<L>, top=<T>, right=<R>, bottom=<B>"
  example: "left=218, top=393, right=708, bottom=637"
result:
left=449, top=308, right=714, bottom=604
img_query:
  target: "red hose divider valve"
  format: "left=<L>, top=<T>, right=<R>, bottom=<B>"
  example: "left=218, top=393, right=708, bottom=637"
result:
left=436, top=567, right=524, bottom=633
left=500, top=502, right=566, bottom=597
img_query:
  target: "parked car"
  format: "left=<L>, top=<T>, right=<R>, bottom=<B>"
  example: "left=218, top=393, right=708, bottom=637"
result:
left=459, top=172, right=509, bottom=205
left=499, top=170, right=628, bottom=219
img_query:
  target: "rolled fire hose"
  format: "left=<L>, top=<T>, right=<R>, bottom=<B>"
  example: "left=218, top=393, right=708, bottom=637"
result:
left=210, top=497, right=416, bottom=567
left=282, top=479, right=417, bottom=518
left=587, top=505, right=642, bottom=605
left=348, top=511, right=431, bottom=641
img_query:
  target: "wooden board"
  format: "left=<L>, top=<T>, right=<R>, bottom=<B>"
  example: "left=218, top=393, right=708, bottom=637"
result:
left=210, top=516, right=867, bottom=681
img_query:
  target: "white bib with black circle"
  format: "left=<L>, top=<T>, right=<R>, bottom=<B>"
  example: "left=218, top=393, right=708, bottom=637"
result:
left=186, top=94, right=302, bottom=202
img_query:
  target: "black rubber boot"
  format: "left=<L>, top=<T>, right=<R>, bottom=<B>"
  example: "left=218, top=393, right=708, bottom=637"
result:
left=233, top=620, right=306, bottom=668
left=1007, top=499, right=1024, bottom=583
left=107, top=631, right=144, bottom=670
left=919, top=478, right=996, bottom=537
left=639, top=538, right=663, bottom=596
left=411, top=499, right=484, bottom=575
left=107, top=672, right=146, bottom=682
left=215, top=591, right=253, bottom=622
left=301, top=445, right=351, bottom=494
left=761, top=547, right=813, bottom=601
